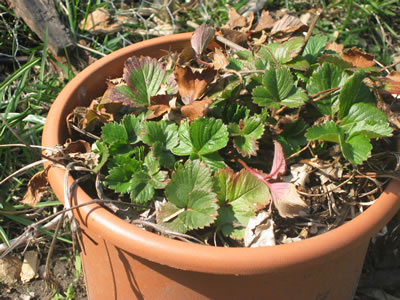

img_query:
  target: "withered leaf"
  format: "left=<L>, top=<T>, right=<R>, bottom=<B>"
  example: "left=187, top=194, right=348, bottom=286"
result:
left=147, top=95, right=172, bottom=119
left=21, top=170, right=49, bottom=207
left=181, top=98, right=213, bottom=120
left=79, top=8, right=127, bottom=35
left=252, top=10, right=275, bottom=32
left=226, top=7, right=247, bottom=29
left=271, top=14, right=308, bottom=34
left=270, top=182, right=308, bottom=218
left=191, top=24, right=216, bottom=57
left=341, top=47, right=375, bottom=68
left=325, top=42, right=344, bottom=54
left=220, top=28, right=249, bottom=47
left=212, top=48, right=229, bottom=70
left=174, top=66, right=216, bottom=104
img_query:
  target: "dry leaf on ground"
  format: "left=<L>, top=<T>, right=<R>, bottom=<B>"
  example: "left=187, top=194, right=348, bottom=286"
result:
left=174, top=66, right=216, bottom=104
left=226, top=7, right=247, bottom=29
left=252, top=10, right=275, bottom=32
left=20, top=251, right=39, bottom=284
left=341, top=47, right=376, bottom=68
left=79, top=8, right=130, bottom=35
left=148, top=95, right=173, bottom=119
left=21, top=170, right=49, bottom=207
left=0, top=256, right=22, bottom=285
left=180, top=98, right=213, bottom=120
left=271, top=14, right=308, bottom=36
left=212, top=48, right=229, bottom=70
left=382, top=71, right=400, bottom=95
left=244, top=211, right=275, bottom=247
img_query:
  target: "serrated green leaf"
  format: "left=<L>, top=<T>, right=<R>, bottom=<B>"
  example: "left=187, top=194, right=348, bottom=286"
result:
left=123, top=56, right=177, bottom=106
left=199, top=152, right=226, bottom=170
left=258, top=37, right=304, bottom=65
left=153, top=142, right=175, bottom=169
left=231, top=116, right=265, bottom=157
left=243, top=116, right=264, bottom=138
left=122, top=115, right=141, bottom=144
left=143, top=151, right=168, bottom=189
left=214, top=206, right=245, bottom=240
left=347, top=120, right=392, bottom=139
left=162, top=160, right=218, bottom=233
left=275, top=119, right=308, bottom=156
left=92, top=141, right=109, bottom=173
left=101, top=122, right=128, bottom=145
left=306, top=63, right=348, bottom=115
left=214, top=168, right=271, bottom=228
left=285, top=56, right=310, bottom=71
left=305, top=121, right=342, bottom=143
left=172, top=121, right=193, bottom=156
left=302, top=35, right=327, bottom=64
left=105, top=158, right=141, bottom=193
left=338, top=72, right=365, bottom=119
left=342, top=134, right=372, bottom=165
left=141, top=121, right=178, bottom=149
left=190, top=117, right=229, bottom=155
left=129, top=171, right=155, bottom=204
left=233, top=135, right=258, bottom=157
left=340, top=102, right=387, bottom=130
left=281, top=87, right=308, bottom=107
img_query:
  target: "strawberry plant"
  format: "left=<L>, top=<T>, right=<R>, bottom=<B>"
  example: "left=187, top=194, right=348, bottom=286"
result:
left=67, top=15, right=398, bottom=247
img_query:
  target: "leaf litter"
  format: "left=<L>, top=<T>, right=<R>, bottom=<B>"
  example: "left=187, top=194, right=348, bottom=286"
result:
left=49, top=7, right=400, bottom=249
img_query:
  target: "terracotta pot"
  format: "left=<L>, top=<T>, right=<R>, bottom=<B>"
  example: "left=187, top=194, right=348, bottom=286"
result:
left=42, top=33, right=400, bottom=300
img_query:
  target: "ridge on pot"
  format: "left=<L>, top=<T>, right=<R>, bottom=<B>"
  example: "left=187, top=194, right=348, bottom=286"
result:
left=42, top=31, right=400, bottom=300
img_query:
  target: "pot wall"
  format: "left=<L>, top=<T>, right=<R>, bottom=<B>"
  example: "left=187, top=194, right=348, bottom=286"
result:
left=42, top=33, right=400, bottom=300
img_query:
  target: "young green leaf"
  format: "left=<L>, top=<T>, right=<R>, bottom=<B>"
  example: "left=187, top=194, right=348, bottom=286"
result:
left=338, top=72, right=365, bottom=119
left=257, top=37, right=304, bottom=66
left=253, top=67, right=308, bottom=108
left=122, top=115, right=141, bottom=144
left=340, top=102, right=389, bottom=132
left=305, top=121, right=342, bottom=144
left=302, top=35, right=327, bottom=64
left=341, top=134, right=372, bottom=165
left=123, top=56, right=177, bottom=106
left=105, top=157, right=141, bottom=193
left=214, top=168, right=271, bottom=238
left=160, top=160, right=218, bottom=233
left=230, top=116, right=265, bottom=157
left=306, top=63, right=348, bottom=115
left=101, top=122, right=128, bottom=145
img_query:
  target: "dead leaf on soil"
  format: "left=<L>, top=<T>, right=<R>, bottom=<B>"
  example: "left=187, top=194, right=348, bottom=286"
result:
left=244, top=211, right=276, bottom=247
left=212, top=48, right=229, bottom=70
left=219, top=28, right=249, bottom=47
left=271, top=14, right=308, bottom=39
left=181, top=98, right=213, bottom=121
left=147, top=95, right=173, bottom=119
left=0, top=255, right=22, bottom=285
left=270, top=182, right=308, bottom=218
left=341, top=47, right=375, bottom=68
left=174, top=66, right=216, bottom=104
left=79, top=8, right=130, bottom=35
left=326, top=42, right=344, bottom=54
left=20, top=251, right=39, bottom=284
left=226, top=7, right=247, bottom=29
left=21, top=170, right=49, bottom=207
left=252, top=10, right=275, bottom=32
left=191, top=24, right=216, bottom=57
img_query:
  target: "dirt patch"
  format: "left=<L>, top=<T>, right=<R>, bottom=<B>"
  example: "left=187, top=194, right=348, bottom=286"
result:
left=0, top=247, right=87, bottom=300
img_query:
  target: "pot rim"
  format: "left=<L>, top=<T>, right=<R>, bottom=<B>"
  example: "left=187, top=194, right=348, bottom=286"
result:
left=42, top=32, right=400, bottom=275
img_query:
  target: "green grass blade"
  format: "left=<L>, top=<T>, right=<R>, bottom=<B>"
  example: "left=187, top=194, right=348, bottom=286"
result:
left=0, top=226, right=10, bottom=247
left=0, top=57, right=40, bottom=93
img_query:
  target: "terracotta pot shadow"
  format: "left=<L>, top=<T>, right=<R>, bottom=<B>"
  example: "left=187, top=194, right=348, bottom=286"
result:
left=42, top=32, right=400, bottom=300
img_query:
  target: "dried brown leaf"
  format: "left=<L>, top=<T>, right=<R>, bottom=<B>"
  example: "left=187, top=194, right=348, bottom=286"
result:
left=341, top=47, right=375, bottom=68
left=21, top=170, right=49, bottom=207
left=326, top=42, right=344, bottom=54
left=79, top=8, right=127, bottom=35
left=383, top=71, right=400, bottom=95
left=212, top=48, right=229, bottom=70
left=147, top=95, right=172, bottom=119
left=271, top=182, right=308, bottom=218
left=191, top=24, right=216, bottom=57
left=181, top=98, right=213, bottom=120
left=252, top=10, right=275, bottom=32
left=271, top=14, right=308, bottom=35
left=226, top=7, right=247, bottom=29
left=174, top=66, right=216, bottom=104
left=220, top=28, right=248, bottom=47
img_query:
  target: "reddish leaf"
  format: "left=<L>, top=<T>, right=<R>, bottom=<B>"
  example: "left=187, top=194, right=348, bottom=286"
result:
left=174, top=66, right=216, bottom=104
left=341, top=47, right=375, bottom=68
left=382, top=71, right=400, bottom=95
left=268, top=141, right=286, bottom=180
left=21, top=170, right=49, bottom=207
left=191, top=24, right=216, bottom=57
left=252, top=10, right=275, bottom=32
left=269, top=182, right=308, bottom=218
left=181, top=98, right=213, bottom=121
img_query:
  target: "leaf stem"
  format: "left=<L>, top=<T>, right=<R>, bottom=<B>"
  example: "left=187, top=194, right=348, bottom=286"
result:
left=237, top=159, right=272, bottom=189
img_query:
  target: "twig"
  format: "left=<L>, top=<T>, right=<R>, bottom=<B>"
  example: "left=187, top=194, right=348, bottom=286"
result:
left=0, top=159, right=48, bottom=185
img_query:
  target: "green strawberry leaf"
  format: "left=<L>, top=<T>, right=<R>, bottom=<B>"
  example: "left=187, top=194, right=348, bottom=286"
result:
left=171, top=121, right=192, bottom=156
left=340, top=102, right=388, bottom=130
left=161, top=160, right=218, bottom=233
left=253, top=67, right=307, bottom=108
left=105, top=157, right=141, bottom=193
left=302, top=35, right=327, bottom=64
left=190, top=117, right=229, bottom=155
left=122, top=115, right=141, bottom=144
left=338, top=72, right=365, bottom=119
left=305, top=121, right=342, bottom=144
left=346, top=120, right=393, bottom=139
left=231, top=116, right=265, bottom=157
left=257, top=37, right=304, bottom=66
left=275, top=119, right=308, bottom=156
left=306, top=63, right=348, bottom=115
left=129, top=171, right=155, bottom=204
left=123, top=56, right=177, bottom=106
left=214, top=168, right=271, bottom=238
left=341, top=134, right=372, bottom=165
left=199, top=152, right=226, bottom=170
left=101, top=122, right=128, bottom=145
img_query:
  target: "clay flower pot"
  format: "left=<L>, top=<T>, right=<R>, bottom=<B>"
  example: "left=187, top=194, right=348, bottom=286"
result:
left=42, top=33, right=400, bottom=300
